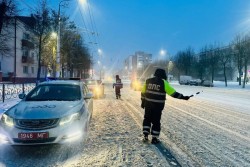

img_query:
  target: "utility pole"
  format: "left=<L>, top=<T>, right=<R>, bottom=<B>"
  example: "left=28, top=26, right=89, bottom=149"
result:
left=55, top=3, right=61, bottom=78
left=55, top=0, right=70, bottom=78
left=14, top=16, right=17, bottom=83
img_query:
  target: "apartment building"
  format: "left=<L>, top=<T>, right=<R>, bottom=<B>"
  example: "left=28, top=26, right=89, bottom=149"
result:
left=0, top=15, right=46, bottom=83
left=124, top=51, right=152, bottom=79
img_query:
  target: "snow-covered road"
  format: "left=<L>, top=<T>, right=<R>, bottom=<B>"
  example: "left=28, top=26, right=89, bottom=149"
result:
left=122, top=84, right=250, bottom=167
left=0, top=83, right=249, bottom=167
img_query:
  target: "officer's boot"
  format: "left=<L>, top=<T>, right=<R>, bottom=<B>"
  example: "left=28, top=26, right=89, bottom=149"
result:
left=142, top=135, right=149, bottom=142
left=151, top=137, right=160, bottom=144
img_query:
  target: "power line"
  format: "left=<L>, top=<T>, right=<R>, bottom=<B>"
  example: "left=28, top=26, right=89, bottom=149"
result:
left=76, top=0, right=93, bottom=50
left=86, top=0, right=99, bottom=48
left=19, top=0, right=37, bottom=13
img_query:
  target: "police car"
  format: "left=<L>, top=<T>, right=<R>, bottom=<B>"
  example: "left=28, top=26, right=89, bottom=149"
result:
left=0, top=79, right=93, bottom=145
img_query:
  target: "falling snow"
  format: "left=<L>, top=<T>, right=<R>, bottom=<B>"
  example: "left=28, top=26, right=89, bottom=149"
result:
left=0, top=82, right=250, bottom=167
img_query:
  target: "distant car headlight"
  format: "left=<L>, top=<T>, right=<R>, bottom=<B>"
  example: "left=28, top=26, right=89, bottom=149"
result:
left=134, top=82, right=141, bottom=87
left=95, top=87, right=100, bottom=92
left=1, top=114, right=14, bottom=127
left=60, top=113, right=80, bottom=126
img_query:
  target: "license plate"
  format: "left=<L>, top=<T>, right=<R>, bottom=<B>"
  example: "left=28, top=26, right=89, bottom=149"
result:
left=18, top=132, right=49, bottom=140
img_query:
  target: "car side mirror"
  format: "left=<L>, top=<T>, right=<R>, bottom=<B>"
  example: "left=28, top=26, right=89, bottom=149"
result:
left=84, top=93, right=93, bottom=99
left=19, top=93, right=26, bottom=99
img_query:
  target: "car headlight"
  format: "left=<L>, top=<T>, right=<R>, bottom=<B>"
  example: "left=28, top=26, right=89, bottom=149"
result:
left=94, top=87, right=100, bottom=92
left=1, top=114, right=14, bottom=127
left=135, top=82, right=140, bottom=87
left=60, top=113, right=80, bottom=126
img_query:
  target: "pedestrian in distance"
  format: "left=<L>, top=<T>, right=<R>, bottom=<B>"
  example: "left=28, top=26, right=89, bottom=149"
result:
left=141, top=68, right=191, bottom=144
left=113, top=75, right=123, bottom=99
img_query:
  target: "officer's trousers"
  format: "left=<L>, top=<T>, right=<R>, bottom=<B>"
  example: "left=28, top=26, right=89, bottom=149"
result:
left=142, top=105, right=162, bottom=137
left=115, top=87, right=121, bottom=97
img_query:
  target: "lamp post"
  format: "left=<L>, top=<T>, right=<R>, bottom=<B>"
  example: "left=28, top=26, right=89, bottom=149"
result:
left=167, top=61, right=173, bottom=81
left=56, top=0, right=70, bottom=78
left=97, top=60, right=101, bottom=80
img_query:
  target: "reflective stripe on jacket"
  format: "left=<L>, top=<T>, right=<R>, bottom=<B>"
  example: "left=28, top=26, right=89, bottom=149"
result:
left=113, top=79, right=123, bottom=88
left=141, top=77, right=176, bottom=107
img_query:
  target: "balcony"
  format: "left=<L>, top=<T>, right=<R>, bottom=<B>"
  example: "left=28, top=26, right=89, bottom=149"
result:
left=22, top=56, right=34, bottom=64
left=22, top=39, right=35, bottom=49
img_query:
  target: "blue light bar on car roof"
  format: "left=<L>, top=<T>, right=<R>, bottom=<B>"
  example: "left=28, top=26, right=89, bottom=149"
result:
left=45, top=77, right=81, bottom=81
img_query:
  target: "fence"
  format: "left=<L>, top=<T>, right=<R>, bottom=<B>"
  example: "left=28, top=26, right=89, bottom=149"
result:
left=0, top=83, right=36, bottom=102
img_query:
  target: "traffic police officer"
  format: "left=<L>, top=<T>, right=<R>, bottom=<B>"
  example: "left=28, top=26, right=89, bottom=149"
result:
left=141, top=68, right=190, bottom=144
left=113, top=75, right=123, bottom=99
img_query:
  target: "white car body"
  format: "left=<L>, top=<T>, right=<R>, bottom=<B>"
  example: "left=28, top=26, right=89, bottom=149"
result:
left=179, top=75, right=192, bottom=85
left=0, top=80, right=93, bottom=145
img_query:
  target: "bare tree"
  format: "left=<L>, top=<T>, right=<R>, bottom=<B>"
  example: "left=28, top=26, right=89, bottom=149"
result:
left=0, top=0, right=18, bottom=33
left=174, top=47, right=195, bottom=77
left=207, top=44, right=220, bottom=83
left=194, top=46, right=210, bottom=80
left=217, top=46, right=232, bottom=87
left=0, top=0, right=18, bottom=55
left=34, top=0, right=52, bottom=83
left=242, top=35, right=250, bottom=88
left=60, top=28, right=92, bottom=78
left=42, top=34, right=57, bottom=77
left=232, top=34, right=245, bottom=86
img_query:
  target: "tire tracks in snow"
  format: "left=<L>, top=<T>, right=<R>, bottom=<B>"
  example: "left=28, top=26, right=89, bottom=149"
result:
left=89, top=94, right=171, bottom=166
left=187, top=98, right=250, bottom=119
left=121, top=95, right=200, bottom=167
left=167, top=99, right=250, bottom=139
left=124, top=91, right=250, bottom=166
left=167, top=101, right=250, bottom=141
left=161, top=110, right=249, bottom=166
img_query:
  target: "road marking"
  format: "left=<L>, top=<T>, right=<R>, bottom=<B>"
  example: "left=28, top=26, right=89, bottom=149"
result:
left=169, top=104, right=250, bottom=142
left=121, top=101, right=182, bottom=167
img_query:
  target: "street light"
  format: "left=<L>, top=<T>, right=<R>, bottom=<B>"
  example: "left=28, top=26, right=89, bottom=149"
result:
left=98, top=49, right=102, bottom=56
left=97, top=60, right=102, bottom=80
left=56, top=0, right=70, bottom=78
left=51, top=32, right=57, bottom=38
left=79, top=0, right=87, bottom=4
left=159, top=49, right=166, bottom=57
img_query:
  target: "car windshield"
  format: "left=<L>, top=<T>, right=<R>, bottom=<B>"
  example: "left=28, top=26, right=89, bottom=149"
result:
left=25, top=84, right=81, bottom=101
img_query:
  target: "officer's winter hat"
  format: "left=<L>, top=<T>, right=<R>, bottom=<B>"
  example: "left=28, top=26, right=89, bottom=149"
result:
left=154, top=68, right=167, bottom=80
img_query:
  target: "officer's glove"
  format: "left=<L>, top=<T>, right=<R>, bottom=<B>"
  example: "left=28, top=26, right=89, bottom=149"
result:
left=182, top=96, right=190, bottom=100
left=141, top=102, right=145, bottom=109
left=141, top=100, right=145, bottom=109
